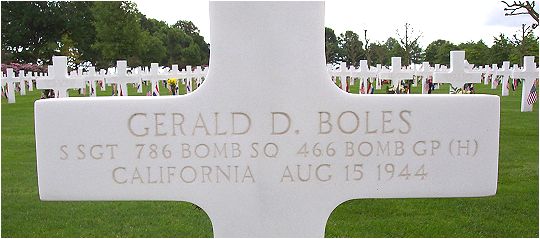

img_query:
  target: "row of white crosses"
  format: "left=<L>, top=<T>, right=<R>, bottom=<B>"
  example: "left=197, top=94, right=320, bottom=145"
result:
left=1, top=56, right=209, bottom=102
left=1, top=68, right=42, bottom=103
left=326, top=52, right=538, bottom=105
left=3, top=54, right=536, bottom=111
left=328, top=57, right=413, bottom=94
left=329, top=57, right=458, bottom=95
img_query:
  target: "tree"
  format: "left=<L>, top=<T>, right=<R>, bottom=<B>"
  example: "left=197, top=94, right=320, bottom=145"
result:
left=424, top=39, right=458, bottom=65
left=396, top=23, right=423, bottom=65
left=385, top=37, right=406, bottom=65
left=173, top=20, right=200, bottom=36
left=458, top=40, right=490, bottom=66
left=367, top=42, right=388, bottom=66
left=502, top=1, right=539, bottom=29
left=140, top=31, right=167, bottom=66
left=338, top=30, right=365, bottom=67
left=58, top=1, right=98, bottom=65
left=325, top=27, right=340, bottom=64
left=1, top=2, right=65, bottom=64
left=182, top=43, right=203, bottom=66
left=165, top=27, right=192, bottom=66
left=91, top=1, right=144, bottom=67
left=363, top=29, right=371, bottom=66
left=491, top=34, right=514, bottom=65
left=173, top=20, right=210, bottom=65
left=510, top=31, right=539, bottom=63
left=59, top=33, right=81, bottom=69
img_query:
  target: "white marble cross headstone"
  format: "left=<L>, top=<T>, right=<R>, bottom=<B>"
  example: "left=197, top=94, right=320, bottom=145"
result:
left=512, top=56, right=539, bottom=112
left=433, top=51, right=481, bottom=93
left=484, top=65, right=492, bottom=85
left=98, top=69, right=107, bottom=91
left=354, top=60, right=377, bottom=94
left=35, top=2, right=499, bottom=237
left=194, top=66, right=205, bottom=89
left=26, top=71, right=35, bottom=91
left=35, top=56, right=86, bottom=98
left=378, top=57, right=413, bottom=89
left=497, top=62, right=511, bottom=96
left=169, top=65, right=183, bottom=95
left=106, top=61, right=140, bottom=96
left=336, top=62, right=350, bottom=92
left=374, top=63, right=383, bottom=89
left=17, top=70, right=27, bottom=96
left=2, top=68, right=18, bottom=103
left=409, top=64, right=418, bottom=87
left=417, top=62, right=432, bottom=94
left=144, top=63, right=167, bottom=96
left=184, top=65, right=194, bottom=94
left=491, top=64, right=499, bottom=90
left=85, top=67, right=102, bottom=97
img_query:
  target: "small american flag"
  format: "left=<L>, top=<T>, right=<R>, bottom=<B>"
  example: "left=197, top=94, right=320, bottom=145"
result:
left=153, top=83, right=160, bottom=96
left=527, top=81, right=537, bottom=105
left=186, top=79, right=192, bottom=93
left=359, top=80, right=365, bottom=94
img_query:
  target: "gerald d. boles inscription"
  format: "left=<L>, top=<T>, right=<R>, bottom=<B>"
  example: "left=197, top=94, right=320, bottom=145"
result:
left=35, top=2, right=499, bottom=237
left=57, top=109, right=477, bottom=185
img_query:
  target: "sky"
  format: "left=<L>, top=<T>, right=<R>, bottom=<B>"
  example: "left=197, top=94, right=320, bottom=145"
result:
left=133, top=0, right=539, bottom=47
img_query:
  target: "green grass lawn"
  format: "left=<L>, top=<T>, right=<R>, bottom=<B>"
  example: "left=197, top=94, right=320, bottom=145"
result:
left=2, top=80, right=538, bottom=237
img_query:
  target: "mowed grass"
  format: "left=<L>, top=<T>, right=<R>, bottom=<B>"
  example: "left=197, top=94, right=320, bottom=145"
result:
left=2, top=80, right=538, bottom=237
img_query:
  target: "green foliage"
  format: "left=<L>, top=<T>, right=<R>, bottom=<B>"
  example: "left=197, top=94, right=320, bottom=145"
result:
left=385, top=37, right=407, bottom=65
left=424, top=39, right=458, bottom=65
left=140, top=32, right=167, bottom=66
left=173, top=20, right=210, bottom=65
left=1, top=1, right=210, bottom=68
left=58, top=1, right=98, bottom=64
left=91, top=1, right=144, bottom=67
left=367, top=42, right=387, bottom=66
left=510, top=32, right=540, bottom=64
left=458, top=40, right=490, bottom=66
left=1, top=2, right=65, bottom=64
left=325, top=27, right=340, bottom=64
left=339, top=31, right=365, bottom=67
left=491, top=34, right=514, bottom=65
